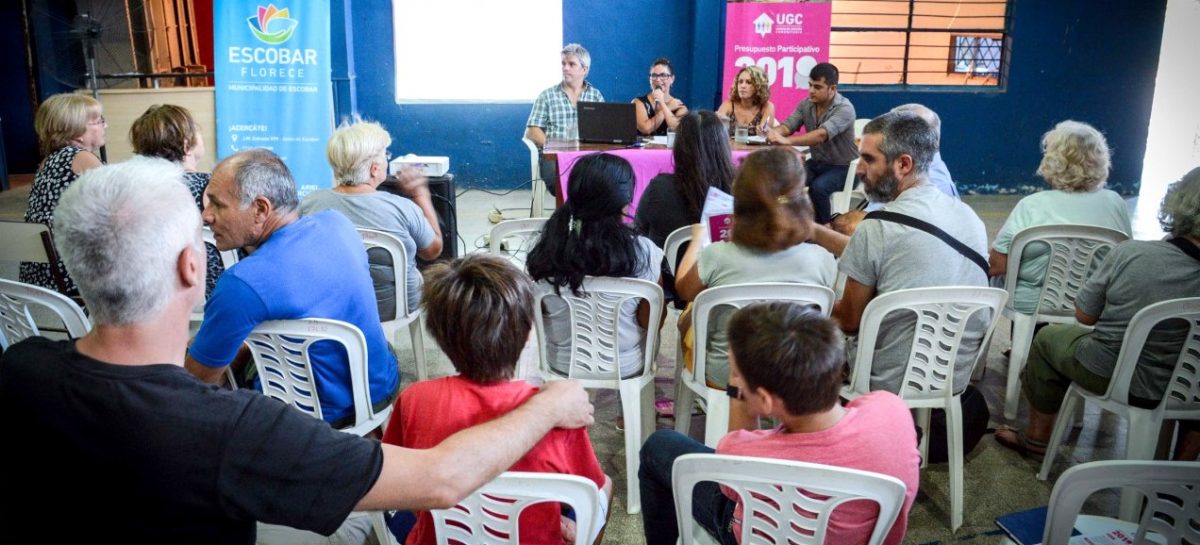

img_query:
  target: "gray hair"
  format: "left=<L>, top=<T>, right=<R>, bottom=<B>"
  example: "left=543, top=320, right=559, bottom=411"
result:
left=890, top=103, right=941, bottom=142
left=53, top=156, right=201, bottom=325
left=862, top=111, right=938, bottom=178
left=1159, top=166, right=1200, bottom=238
left=327, top=120, right=391, bottom=187
left=1036, top=120, right=1110, bottom=192
left=561, top=43, right=591, bottom=68
left=227, top=149, right=299, bottom=212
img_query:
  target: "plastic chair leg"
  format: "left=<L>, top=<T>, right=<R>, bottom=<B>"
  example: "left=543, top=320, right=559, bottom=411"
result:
left=946, top=397, right=965, bottom=531
left=915, top=408, right=931, bottom=469
left=1117, top=410, right=1160, bottom=521
left=702, top=389, right=729, bottom=448
left=408, top=318, right=427, bottom=381
left=1005, top=313, right=1038, bottom=420
left=673, top=341, right=693, bottom=436
left=531, top=179, right=546, bottom=218
left=1038, top=388, right=1081, bottom=481
left=619, top=378, right=653, bottom=514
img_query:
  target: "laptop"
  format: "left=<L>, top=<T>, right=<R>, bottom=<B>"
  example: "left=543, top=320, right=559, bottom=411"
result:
left=577, top=101, right=638, bottom=145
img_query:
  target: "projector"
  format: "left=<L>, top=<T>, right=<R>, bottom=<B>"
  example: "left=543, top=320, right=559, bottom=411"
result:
left=390, top=154, right=450, bottom=177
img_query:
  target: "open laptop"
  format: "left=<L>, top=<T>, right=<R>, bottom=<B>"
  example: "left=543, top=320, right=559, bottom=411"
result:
left=577, top=101, right=637, bottom=145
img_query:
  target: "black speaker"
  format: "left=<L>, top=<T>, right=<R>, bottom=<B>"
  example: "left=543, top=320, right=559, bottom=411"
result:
left=379, top=173, right=458, bottom=267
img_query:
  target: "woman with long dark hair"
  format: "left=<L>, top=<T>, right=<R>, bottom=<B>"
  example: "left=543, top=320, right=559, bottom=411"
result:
left=527, top=153, right=664, bottom=378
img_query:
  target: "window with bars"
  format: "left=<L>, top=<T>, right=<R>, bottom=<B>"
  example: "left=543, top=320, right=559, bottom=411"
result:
left=828, top=0, right=1012, bottom=87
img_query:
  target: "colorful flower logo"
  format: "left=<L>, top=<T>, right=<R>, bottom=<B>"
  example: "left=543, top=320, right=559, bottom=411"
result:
left=247, top=4, right=297, bottom=45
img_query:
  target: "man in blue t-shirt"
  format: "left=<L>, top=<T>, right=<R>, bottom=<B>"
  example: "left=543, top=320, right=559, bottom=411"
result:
left=185, top=148, right=398, bottom=427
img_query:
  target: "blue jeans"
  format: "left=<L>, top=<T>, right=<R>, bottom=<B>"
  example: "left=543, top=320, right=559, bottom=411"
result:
left=639, top=430, right=738, bottom=545
left=805, top=160, right=852, bottom=224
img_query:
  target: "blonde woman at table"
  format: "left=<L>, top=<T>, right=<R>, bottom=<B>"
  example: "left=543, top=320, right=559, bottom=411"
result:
left=20, top=93, right=106, bottom=297
left=527, top=153, right=665, bottom=381
left=634, top=57, right=688, bottom=136
left=675, top=147, right=836, bottom=431
left=716, top=66, right=776, bottom=137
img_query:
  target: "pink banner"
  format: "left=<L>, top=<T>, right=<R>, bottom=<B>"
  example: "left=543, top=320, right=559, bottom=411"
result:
left=723, top=2, right=832, bottom=120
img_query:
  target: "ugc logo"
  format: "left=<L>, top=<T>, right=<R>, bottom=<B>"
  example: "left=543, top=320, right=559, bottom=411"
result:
left=247, top=4, right=298, bottom=45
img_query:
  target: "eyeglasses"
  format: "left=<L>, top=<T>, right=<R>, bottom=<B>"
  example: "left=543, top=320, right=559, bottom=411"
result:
left=725, top=385, right=742, bottom=400
left=649, top=73, right=672, bottom=80
left=88, top=116, right=107, bottom=126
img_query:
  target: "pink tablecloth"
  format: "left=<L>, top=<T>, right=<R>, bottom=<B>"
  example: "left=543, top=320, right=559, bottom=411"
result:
left=556, top=148, right=753, bottom=219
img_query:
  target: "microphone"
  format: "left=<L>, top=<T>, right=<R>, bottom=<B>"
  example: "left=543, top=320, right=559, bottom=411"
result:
left=653, top=84, right=663, bottom=106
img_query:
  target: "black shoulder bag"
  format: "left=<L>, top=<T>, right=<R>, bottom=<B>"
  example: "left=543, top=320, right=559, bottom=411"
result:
left=865, top=210, right=989, bottom=274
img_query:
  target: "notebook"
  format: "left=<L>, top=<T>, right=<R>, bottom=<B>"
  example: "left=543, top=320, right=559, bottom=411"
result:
left=577, top=101, right=637, bottom=145
left=995, top=506, right=1081, bottom=545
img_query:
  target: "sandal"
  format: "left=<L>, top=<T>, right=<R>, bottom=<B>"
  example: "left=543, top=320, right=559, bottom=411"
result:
left=654, top=399, right=675, bottom=418
left=994, top=425, right=1048, bottom=459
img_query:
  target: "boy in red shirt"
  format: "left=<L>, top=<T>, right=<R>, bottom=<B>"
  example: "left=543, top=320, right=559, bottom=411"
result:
left=382, top=254, right=612, bottom=544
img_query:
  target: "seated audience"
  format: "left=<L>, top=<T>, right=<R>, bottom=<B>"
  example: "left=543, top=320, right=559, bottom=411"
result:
left=639, top=302, right=920, bottom=545
left=988, top=120, right=1132, bottom=313
left=129, top=103, right=225, bottom=297
left=0, top=156, right=594, bottom=543
left=299, top=119, right=442, bottom=314
left=814, top=111, right=989, bottom=394
left=526, top=153, right=664, bottom=379
left=20, top=93, right=106, bottom=297
left=996, top=167, right=1200, bottom=461
left=716, top=65, right=775, bottom=137
left=383, top=254, right=613, bottom=545
left=675, top=146, right=836, bottom=429
left=635, top=110, right=735, bottom=249
left=634, top=57, right=688, bottom=136
left=185, top=149, right=399, bottom=429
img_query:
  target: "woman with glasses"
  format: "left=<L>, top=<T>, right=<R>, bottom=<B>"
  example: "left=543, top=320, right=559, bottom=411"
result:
left=298, top=120, right=442, bottom=314
left=20, top=93, right=107, bottom=296
left=716, top=65, right=777, bottom=137
left=634, top=57, right=688, bottom=136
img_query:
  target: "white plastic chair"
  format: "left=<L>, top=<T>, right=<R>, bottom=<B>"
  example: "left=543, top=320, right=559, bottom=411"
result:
left=663, top=225, right=692, bottom=277
left=829, top=158, right=861, bottom=215
left=523, top=136, right=548, bottom=218
left=672, top=453, right=907, bottom=545
left=1041, top=460, right=1200, bottom=545
left=533, top=276, right=663, bottom=514
left=191, top=227, right=242, bottom=325
left=243, top=318, right=392, bottom=437
left=674, top=283, right=835, bottom=447
left=1000, top=224, right=1128, bottom=420
left=1038, top=297, right=1200, bottom=520
left=357, top=228, right=427, bottom=381
left=843, top=286, right=1008, bottom=531
left=371, top=472, right=605, bottom=545
left=487, top=217, right=547, bottom=267
left=0, top=220, right=73, bottom=296
left=0, top=278, right=91, bottom=349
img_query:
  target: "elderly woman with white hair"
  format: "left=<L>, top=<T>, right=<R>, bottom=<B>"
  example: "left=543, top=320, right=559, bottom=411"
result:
left=988, top=120, right=1133, bottom=313
left=299, top=120, right=442, bottom=313
left=996, top=167, right=1200, bottom=460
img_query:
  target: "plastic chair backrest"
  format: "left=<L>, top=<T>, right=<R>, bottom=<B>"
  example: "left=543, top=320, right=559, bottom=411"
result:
left=243, top=318, right=389, bottom=436
left=672, top=453, right=907, bottom=545
left=1004, top=224, right=1128, bottom=318
left=532, top=276, right=663, bottom=382
left=663, top=226, right=692, bottom=277
left=854, top=118, right=870, bottom=139
left=521, top=136, right=541, bottom=184
left=0, top=220, right=55, bottom=264
left=431, top=472, right=604, bottom=545
left=1043, top=460, right=1200, bottom=545
left=356, top=228, right=413, bottom=323
left=1101, top=297, right=1200, bottom=416
left=848, top=287, right=1008, bottom=402
left=201, top=226, right=241, bottom=270
left=691, top=283, right=835, bottom=385
left=488, top=218, right=547, bottom=265
left=0, top=278, right=91, bottom=349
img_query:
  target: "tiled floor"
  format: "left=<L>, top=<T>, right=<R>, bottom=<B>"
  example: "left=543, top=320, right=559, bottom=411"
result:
left=0, top=181, right=1147, bottom=544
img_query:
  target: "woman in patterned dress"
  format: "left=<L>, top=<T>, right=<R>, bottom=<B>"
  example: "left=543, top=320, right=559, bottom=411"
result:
left=20, top=94, right=106, bottom=296
left=130, top=104, right=224, bottom=297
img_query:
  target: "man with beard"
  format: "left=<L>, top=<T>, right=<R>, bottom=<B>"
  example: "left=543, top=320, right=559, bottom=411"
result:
left=817, top=111, right=989, bottom=394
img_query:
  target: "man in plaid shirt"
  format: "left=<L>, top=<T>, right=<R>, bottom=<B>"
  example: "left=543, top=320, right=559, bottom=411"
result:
left=525, top=43, right=604, bottom=196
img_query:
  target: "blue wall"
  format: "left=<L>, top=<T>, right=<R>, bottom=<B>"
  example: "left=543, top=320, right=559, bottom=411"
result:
left=348, top=0, right=1167, bottom=194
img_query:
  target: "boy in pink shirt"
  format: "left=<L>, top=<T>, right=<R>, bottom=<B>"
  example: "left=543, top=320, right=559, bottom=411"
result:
left=639, top=302, right=920, bottom=544
left=382, top=255, right=613, bottom=544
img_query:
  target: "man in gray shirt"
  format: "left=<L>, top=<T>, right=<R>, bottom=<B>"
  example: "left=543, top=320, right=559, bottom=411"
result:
left=767, top=62, right=859, bottom=224
left=827, top=111, right=989, bottom=394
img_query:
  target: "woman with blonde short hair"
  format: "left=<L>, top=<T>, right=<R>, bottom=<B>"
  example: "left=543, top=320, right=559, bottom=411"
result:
left=20, top=93, right=107, bottom=295
left=298, top=120, right=442, bottom=313
left=130, top=104, right=224, bottom=296
left=715, top=65, right=776, bottom=137
left=988, top=120, right=1132, bottom=313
